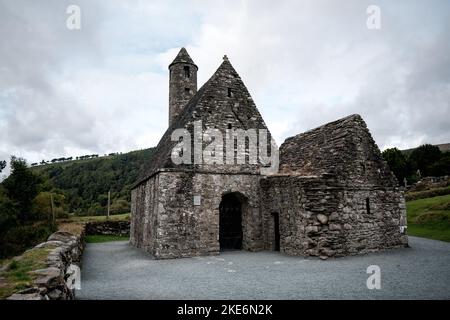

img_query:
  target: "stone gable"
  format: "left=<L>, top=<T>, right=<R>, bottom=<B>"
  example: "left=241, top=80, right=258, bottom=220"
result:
left=279, top=114, right=398, bottom=187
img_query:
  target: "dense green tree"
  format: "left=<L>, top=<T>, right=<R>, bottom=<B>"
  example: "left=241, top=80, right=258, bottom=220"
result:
left=32, top=191, right=68, bottom=220
left=382, top=148, right=409, bottom=185
left=0, top=160, right=6, bottom=173
left=408, top=144, right=442, bottom=177
left=2, top=157, right=41, bottom=222
left=428, top=153, right=450, bottom=176
left=0, top=186, right=18, bottom=233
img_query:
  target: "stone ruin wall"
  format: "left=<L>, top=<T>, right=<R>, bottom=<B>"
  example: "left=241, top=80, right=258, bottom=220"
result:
left=260, top=114, right=408, bottom=258
left=131, top=171, right=264, bottom=259
left=260, top=174, right=408, bottom=258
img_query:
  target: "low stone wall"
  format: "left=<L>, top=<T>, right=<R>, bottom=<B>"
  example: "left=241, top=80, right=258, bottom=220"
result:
left=85, top=220, right=130, bottom=236
left=5, top=219, right=130, bottom=300
left=7, top=231, right=85, bottom=300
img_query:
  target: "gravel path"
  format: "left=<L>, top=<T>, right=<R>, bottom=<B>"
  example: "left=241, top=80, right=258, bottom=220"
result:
left=76, top=237, right=450, bottom=299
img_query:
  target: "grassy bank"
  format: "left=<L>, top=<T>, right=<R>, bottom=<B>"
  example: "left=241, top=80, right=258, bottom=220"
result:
left=61, top=213, right=129, bottom=223
left=57, top=213, right=129, bottom=234
left=0, top=246, right=55, bottom=299
left=85, top=235, right=130, bottom=243
left=406, top=194, right=450, bottom=242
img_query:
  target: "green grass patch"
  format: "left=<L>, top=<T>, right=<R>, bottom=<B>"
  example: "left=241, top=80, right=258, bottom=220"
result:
left=0, top=247, right=53, bottom=299
left=407, top=224, right=450, bottom=242
left=85, top=235, right=129, bottom=243
left=407, top=194, right=450, bottom=242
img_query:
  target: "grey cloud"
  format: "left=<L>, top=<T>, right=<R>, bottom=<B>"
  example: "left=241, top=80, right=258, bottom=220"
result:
left=1, top=0, right=449, bottom=175
left=0, top=0, right=104, bottom=160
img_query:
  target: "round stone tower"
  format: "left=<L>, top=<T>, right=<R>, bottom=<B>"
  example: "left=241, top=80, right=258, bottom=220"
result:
left=168, top=47, right=198, bottom=126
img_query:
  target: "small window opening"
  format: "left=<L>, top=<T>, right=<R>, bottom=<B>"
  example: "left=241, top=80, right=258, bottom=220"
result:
left=185, top=88, right=190, bottom=94
left=184, top=66, right=190, bottom=78
left=366, top=197, right=370, bottom=214
left=227, top=88, right=232, bottom=97
left=227, top=123, right=232, bottom=129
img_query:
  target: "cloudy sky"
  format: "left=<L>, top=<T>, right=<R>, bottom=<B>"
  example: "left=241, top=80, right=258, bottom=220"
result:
left=1, top=0, right=449, bottom=176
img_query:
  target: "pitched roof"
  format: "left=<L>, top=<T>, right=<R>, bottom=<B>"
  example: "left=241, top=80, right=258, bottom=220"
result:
left=279, top=114, right=398, bottom=187
left=133, top=57, right=271, bottom=188
left=168, top=47, right=198, bottom=69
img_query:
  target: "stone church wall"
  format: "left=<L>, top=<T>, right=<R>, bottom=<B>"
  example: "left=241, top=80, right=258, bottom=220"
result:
left=130, top=175, right=160, bottom=255
left=131, top=171, right=264, bottom=259
left=260, top=175, right=408, bottom=258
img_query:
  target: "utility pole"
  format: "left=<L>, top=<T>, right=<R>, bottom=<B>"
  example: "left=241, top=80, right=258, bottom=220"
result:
left=50, top=193, right=55, bottom=227
left=107, top=190, right=110, bottom=220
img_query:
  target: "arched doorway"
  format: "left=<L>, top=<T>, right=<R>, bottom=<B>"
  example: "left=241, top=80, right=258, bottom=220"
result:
left=219, top=193, right=243, bottom=250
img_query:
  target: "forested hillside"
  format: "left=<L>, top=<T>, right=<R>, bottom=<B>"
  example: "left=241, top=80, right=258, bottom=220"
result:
left=31, top=148, right=154, bottom=215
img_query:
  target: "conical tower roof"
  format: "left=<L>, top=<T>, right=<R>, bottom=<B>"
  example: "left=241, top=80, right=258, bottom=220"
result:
left=168, top=47, right=198, bottom=69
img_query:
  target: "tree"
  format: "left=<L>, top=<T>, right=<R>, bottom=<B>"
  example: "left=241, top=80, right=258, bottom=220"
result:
left=110, top=199, right=130, bottom=215
left=0, top=160, right=6, bottom=173
left=2, top=157, right=41, bottom=222
left=382, top=148, right=409, bottom=185
left=0, top=186, right=18, bottom=233
left=408, top=144, right=442, bottom=177
left=32, top=191, right=68, bottom=220
left=428, top=153, right=450, bottom=176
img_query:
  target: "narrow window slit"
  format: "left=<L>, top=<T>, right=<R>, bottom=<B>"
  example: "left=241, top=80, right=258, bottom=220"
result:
left=184, top=66, right=190, bottom=78
left=366, top=197, right=370, bottom=214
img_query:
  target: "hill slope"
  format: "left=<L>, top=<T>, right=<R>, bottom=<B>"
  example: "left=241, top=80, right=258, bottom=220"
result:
left=401, top=143, right=450, bottom=155
left=32, top=148, right=154, bottom=215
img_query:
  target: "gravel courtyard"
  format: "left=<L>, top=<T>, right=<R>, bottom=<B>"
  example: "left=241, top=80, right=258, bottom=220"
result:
left=77, top=236, right=450, bottom=300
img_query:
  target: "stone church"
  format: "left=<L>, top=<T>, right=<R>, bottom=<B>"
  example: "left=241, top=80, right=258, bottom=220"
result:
left=130, top=48, right=408, bottom=259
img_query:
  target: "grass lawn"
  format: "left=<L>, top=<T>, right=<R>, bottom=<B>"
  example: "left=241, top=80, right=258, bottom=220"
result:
left=406, top=194, right=450, bottom=242
left=85, top=235, right=130, bottom=243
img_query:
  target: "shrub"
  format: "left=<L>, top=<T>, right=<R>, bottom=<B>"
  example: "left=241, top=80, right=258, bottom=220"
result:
left=110, top=199, right=130, bottom=215
left=405, top=186, right=450, bottom=201
left=0, top=221, right=56, bottom=259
